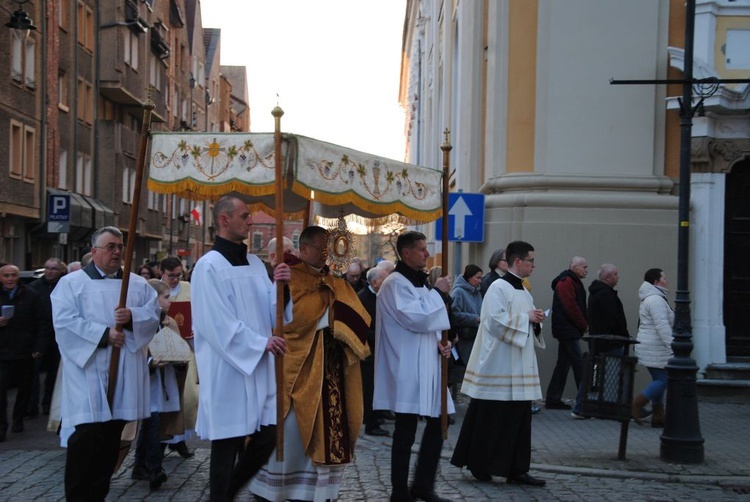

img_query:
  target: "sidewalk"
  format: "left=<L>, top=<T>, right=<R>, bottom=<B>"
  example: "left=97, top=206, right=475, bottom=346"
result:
left=0, top=399, right=748, bottom=501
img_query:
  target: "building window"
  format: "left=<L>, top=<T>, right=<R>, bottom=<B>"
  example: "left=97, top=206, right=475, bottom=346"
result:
left=124, top=30, right=139, bottom=70
left=9, top=121, right=35, bottom=183
left=25, top=37, right=36, bottom=88
left=76, top=2, right=93, bottom=50
left=197, top=61, right=205, bottom=87
left=75, top=153, right=92, bottom=196
left=11, top=31, right=35, bottom=88
left=9, top=121, right=23, bottom=178
left=59, top=0, right=69, bottom=30
left=147, top=190, right=159, bottom=211
left=23, top=127, right=35, bottom=181
left=252, top=232, right=263, bottom=251
left=149, top=54, right=161, bottom=90
left=58, top=72, right=69, bottom=111
left=77, top=78, right=93, bottom=124
left=59, top=149, right=68, bottom=189
left=122, top=167, right=136, bottom=203
left=11, top=31, right=23, bottom=82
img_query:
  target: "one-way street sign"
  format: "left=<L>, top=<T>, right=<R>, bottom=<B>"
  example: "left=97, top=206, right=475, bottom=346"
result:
left=435, top=192, right=485, bottom=242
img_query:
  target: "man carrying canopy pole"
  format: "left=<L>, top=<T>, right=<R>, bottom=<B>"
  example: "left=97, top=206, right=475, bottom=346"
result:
left=51, top=98, right=161, bottom=500
left=272, top=106, right=286, bottom=462
left=51, top=226, right=160, bottom=500
left=439, top=131, right=452, bottom=440
left=191, top=195, right=292, bottom=501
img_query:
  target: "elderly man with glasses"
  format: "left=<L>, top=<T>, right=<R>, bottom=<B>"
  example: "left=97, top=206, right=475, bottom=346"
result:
left=51, top=225, right=160, bottom=500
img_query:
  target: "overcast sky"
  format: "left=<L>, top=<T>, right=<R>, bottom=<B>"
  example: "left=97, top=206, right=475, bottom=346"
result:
left=200, top=0, right=408, bottom=161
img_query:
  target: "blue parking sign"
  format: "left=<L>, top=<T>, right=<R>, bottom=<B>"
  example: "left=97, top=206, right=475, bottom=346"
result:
left=47, top=193, right=70, bottom=233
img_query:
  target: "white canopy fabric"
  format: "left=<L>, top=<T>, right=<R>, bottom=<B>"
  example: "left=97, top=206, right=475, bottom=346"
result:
left=147, top=132, right=443, bottom=223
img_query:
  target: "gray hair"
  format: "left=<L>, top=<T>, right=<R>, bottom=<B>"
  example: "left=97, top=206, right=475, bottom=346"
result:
left=488, top=249, right=505, bottom=270
left=366, top=266, right=386, bottom=283
left=91, top=226, right=123, bottom=248
left=598, top=263, right=617, bottom=281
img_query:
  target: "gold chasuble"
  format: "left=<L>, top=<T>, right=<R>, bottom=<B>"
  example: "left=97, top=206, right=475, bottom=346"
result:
left=284, top=261, right=371, bottom=465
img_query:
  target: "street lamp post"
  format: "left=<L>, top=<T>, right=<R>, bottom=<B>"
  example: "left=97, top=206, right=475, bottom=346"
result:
left=607, top=0, right=750, bottom=463
left=660, top=0, right=704, bottom=463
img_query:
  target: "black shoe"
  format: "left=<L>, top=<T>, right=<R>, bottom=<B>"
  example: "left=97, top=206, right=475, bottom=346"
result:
left=410, top=487, right=452, bottom=502
left=149, top=469, right=167, bottom=490
left=545, top=401, right=571, bottom=410
left=131, top=465, right=150, bottom=480
left=390, top=492, right=415, bottom=502
left=470, top=469, right=492, bottom=482
left=365, top=425, right=390, bottom=437
left=531, top=404, right=541, bottom=414
left=11, top=420, right=23, bottom=433
left=507, top=473, right=546, bottom=487
left=168, top=441, right=194, bottom=458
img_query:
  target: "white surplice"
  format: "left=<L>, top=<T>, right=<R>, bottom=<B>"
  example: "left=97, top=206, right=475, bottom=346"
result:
left=51, top=271, right=160, bottom=445
left=192, top=251, right=292, bottom=440
left=373, top=271, right=454, bottom=417
left=461, top=278, right=543, bottom=402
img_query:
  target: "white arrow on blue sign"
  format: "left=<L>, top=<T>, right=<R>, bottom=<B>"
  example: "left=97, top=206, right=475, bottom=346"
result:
left=435, top=193, right=485, bottom=242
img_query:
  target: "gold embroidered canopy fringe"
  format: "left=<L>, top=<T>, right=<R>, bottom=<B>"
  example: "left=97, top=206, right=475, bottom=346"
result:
left=147, top=132, right=443, bottom=223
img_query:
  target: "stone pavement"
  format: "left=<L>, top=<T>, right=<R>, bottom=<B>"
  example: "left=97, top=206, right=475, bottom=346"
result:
left=1, top=399, right=749, bottom=501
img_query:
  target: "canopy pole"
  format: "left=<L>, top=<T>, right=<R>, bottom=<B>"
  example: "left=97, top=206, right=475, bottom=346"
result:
left=107, top=97, right=155, bottom=409
left=272, top=106, right=286, bottom=461
left=440, top=129, right=452, bottom=440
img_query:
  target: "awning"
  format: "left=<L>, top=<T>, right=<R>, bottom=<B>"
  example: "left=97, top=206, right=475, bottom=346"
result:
left=147, top=132, right=443, bottom=223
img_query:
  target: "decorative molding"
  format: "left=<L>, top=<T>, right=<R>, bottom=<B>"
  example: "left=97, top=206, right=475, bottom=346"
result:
left=693, top=137, right=750, bottom=173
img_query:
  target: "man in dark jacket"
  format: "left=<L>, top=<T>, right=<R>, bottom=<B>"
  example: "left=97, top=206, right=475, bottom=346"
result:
left=587, top=263, right=629, bottom=351
left=545, top=257, right=588, bottom=410
left=27, top=258, right=66, bottom=416
left=358, top=266, right=389, bottom=436
left=571, top=263, right=629, bottom=418
left=0, top=264, right=50, bottom=440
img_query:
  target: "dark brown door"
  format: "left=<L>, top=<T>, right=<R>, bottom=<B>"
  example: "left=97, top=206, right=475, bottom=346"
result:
left=724, top=159, right=750, bottom=357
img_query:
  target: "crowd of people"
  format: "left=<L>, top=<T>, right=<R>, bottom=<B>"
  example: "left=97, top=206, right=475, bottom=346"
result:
left=0, top=195, right=676, bottom=501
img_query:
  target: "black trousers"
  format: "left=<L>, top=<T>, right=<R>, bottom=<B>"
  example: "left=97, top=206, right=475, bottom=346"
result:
left=65, top=419, right=126, bottom=502
left=361, top=356, right=377, bottom=429
left=29, top=346, right=59, bottom=413
left=545, top=338, right=583, bottom=404
left=0, top=357, right=33, bottom=428
left=391, top=413, right=444, bottom=497
left=209, top=425, right=276, bottom=502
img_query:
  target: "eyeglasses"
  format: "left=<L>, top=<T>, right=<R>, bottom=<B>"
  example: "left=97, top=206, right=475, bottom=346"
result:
left=94, top=243, right=125, bottom=252
left=165, top=273, right=183, bottom=280
left=521, top=258, right=535, bottom=264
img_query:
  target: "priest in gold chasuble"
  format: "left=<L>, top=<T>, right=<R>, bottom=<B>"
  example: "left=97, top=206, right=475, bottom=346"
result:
left=250, top=226, right=370, bottom=502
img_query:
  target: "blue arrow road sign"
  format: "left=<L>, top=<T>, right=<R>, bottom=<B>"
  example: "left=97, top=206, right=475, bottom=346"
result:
left=435, top=193, right=485, bottom=242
